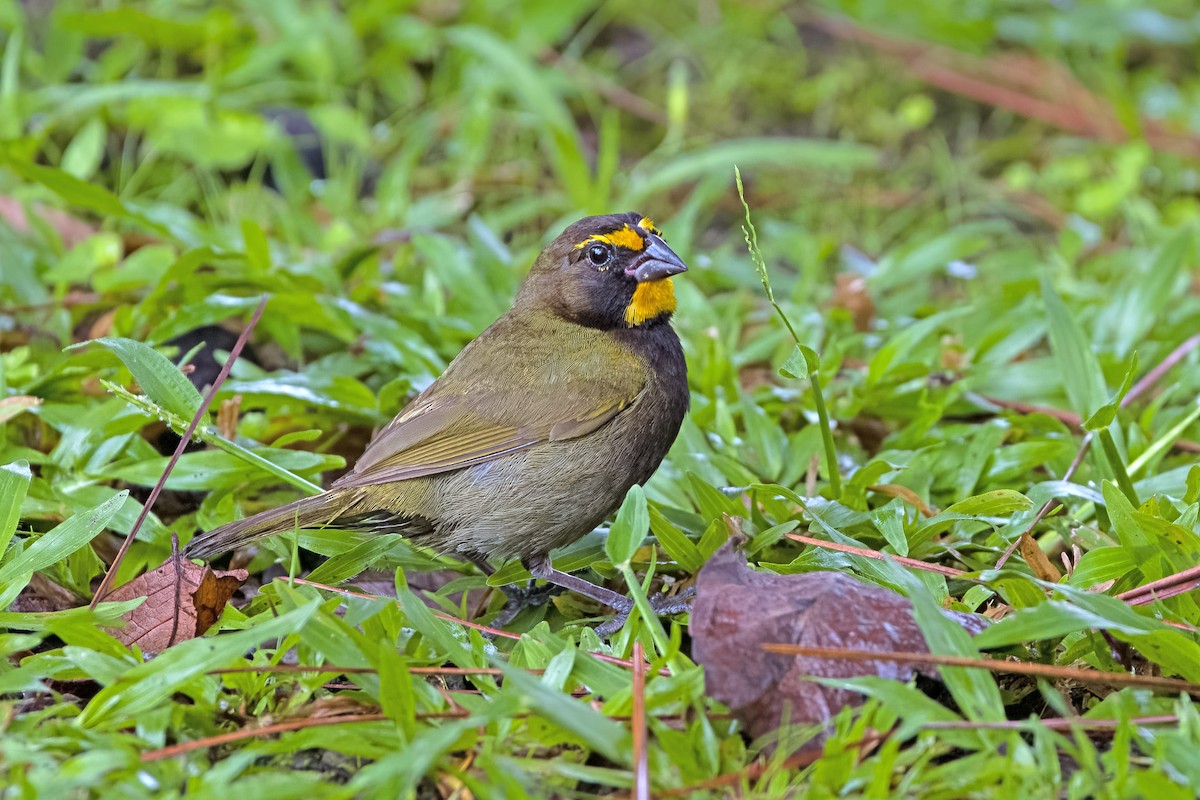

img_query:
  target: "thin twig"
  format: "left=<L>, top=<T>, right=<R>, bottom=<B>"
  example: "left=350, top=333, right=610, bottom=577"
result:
left=785, top=532, right=965, bottom=577
left=1125, top=333, right=1200, bottom=405
left=209, top=664, right=516, bottom=677
left=921, top=714, right=1178, bottom=731
left=1118, top=564, right=1200, bottom=606
left=141, top=708, right=731, bottom=762
left=168, top=534, right=184, bottom=648
left=760, top=644, right=1200, bottom=694
left=91, top=296, right=269, bottom=607
left=631, top=640, right=649, bottom=800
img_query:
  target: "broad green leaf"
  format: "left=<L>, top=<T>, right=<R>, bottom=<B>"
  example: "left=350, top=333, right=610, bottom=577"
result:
left=305, top=535, right=403, bottom=586
left=780, top=344, right=820, bottom=380
left=876, top=558, right=1005, bottom=722
left=346, top=720, right=475, bottom=794
left=493, top=657, right=629, bottom=766
left=605, top=485, right=648, bottom=567
left=109, top=447, right=341, bottom=491
left=1082, top=354, right=1138, bottom=431
left=0, top=491, right=127, bottom=609
left=0, top=460, right=32, bottom=559
left=649, top=504, right=704, bottom=574
left=78, top=600, right=320, bottom=728
left=0, top=150, right=168, bottom=235
left=1041, top=276, right=1107, bottom=418
left=1068, top=546, right=1136, bottom=589
left=70, top=337, right=203, bottom=419
left=60, top=117, right=106, bottom=179
left=634, top=138, right=877, bottom=201
left=1101, top=480, right=1156, bottom=566
left=942, top=490, right=1033, bottom=516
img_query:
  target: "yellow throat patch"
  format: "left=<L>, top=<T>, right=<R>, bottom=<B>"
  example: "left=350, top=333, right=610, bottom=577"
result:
left=625, top=278, right=676, bottom=326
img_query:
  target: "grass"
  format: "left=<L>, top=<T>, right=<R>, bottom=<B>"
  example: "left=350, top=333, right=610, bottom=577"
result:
left=4, top=0, right=1200, bottom=796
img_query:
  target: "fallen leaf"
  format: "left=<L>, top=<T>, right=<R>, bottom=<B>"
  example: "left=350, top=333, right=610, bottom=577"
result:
left=691, top=538, right=985, bottom=745
left=0, top=196, right=97, bottom=247
left=1019, top=532, right=1063, bottom=582
left=831, top=273, right=875, bottom=332
left=867, top=483, right=939, bottom=517
left=0, top=396, right=41, bottom=425
left=106, top=558, right=247, bottom=654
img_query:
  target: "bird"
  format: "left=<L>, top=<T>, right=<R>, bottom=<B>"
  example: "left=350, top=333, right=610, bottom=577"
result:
left=184, top=212, right=691, bottom=633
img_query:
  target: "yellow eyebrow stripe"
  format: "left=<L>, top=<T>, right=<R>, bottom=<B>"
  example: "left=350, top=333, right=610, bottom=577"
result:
left=637, top=217, right=661, bottom=236
left=574, top=224, right=646, bottom=252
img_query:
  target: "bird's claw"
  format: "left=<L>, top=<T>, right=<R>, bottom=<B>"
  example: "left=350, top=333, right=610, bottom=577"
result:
left=594, top=586, right=696, bottom=638
left=491, top=581, right=565, bottom=627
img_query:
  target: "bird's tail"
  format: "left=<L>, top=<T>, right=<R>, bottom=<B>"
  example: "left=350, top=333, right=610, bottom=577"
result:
left=183, top=491, right=351, bottom=558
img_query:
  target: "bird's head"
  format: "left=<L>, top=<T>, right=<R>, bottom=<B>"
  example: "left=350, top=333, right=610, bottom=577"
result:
left=520, top=212, right=688, bottom=330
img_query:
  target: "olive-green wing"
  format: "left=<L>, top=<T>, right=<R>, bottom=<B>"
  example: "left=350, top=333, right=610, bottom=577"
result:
left=330, top=379, right=642, bottom=489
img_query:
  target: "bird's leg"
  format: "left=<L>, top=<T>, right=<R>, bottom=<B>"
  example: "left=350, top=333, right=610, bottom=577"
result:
left=524, top=555, right=695, bottom=637
left=463, top=553, right=562, bottom=626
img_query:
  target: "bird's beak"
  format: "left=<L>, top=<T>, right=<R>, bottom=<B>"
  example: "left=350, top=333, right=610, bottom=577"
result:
left=628, top=235, right=688, bottom=283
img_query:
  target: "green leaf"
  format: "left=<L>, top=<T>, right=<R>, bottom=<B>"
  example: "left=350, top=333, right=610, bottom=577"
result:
left=109, top=447, right=340, bottom=492
left=1041, top=276, right=1107, bottom=418
left=1082, top=354, right=1138, bottom=431
left=346, top=720, right=475, bottom=794
left=0, top=149, right=168, bottom=235
left=493, top=657, right=629, bottom=766
left=634, top=138, right=877, bottom=201
left=0, top=460, right=32, bottom=560
left=942, top=490, right=1033, bottom=516
left=867, top=307, right=971, bottom=387
left=1101, top=480, right=1156, bottom=565
left=605, top=485, right=648, bottom=567
left=0, top=491, right=127, bottom=609
left=648, top=504, right=704, bottom=574
left=70, top=337, right=203, bottom=419
left=61, top=118, right=106, bottom=180
left=876, top=558, right=1005, bottom=722
left=78, top=600, right=320, bottom=728
left=305, top=535, right=403, bottom=586
left=780, top=345, right=809, bottom=380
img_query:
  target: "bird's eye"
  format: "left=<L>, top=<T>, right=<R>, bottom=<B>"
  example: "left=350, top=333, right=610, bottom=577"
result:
left=586, top=244, right=611, bottom=267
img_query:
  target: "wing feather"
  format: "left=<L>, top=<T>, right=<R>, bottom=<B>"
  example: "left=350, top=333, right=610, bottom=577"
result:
left=332, top=313, right=647, bottom=490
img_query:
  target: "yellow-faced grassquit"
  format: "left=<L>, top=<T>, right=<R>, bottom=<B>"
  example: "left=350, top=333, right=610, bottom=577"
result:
left=185, top=212, right=690, bottom=632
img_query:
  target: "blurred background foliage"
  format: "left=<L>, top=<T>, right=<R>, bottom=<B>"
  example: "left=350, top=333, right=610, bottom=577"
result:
left=5, top=0, right=1200, bottom=796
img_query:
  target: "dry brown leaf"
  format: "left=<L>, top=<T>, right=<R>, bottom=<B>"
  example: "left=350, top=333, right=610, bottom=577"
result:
left=692, top=538, right=985, bottom=745
left=0, top=196, right=97, bottom=247
left=1019, top=532, right=1063, bottom=582
left=0, top=396, right=41, bottom=425
left=831, top=273, right=875, bottom=332
left=867, top=483, right=939, bottom=517
left=217, top=395, right=242, bottom=439
left=106, top=558, right=247, bottom=654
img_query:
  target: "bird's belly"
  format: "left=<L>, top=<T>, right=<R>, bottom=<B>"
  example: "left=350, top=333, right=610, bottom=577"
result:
left=429, top=432, right=660, bottom=561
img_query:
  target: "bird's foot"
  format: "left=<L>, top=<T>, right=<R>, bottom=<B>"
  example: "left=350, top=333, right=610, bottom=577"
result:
left=491, top=581, right=566, bottom=627
left=594, top=586, right=696, bottom=638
